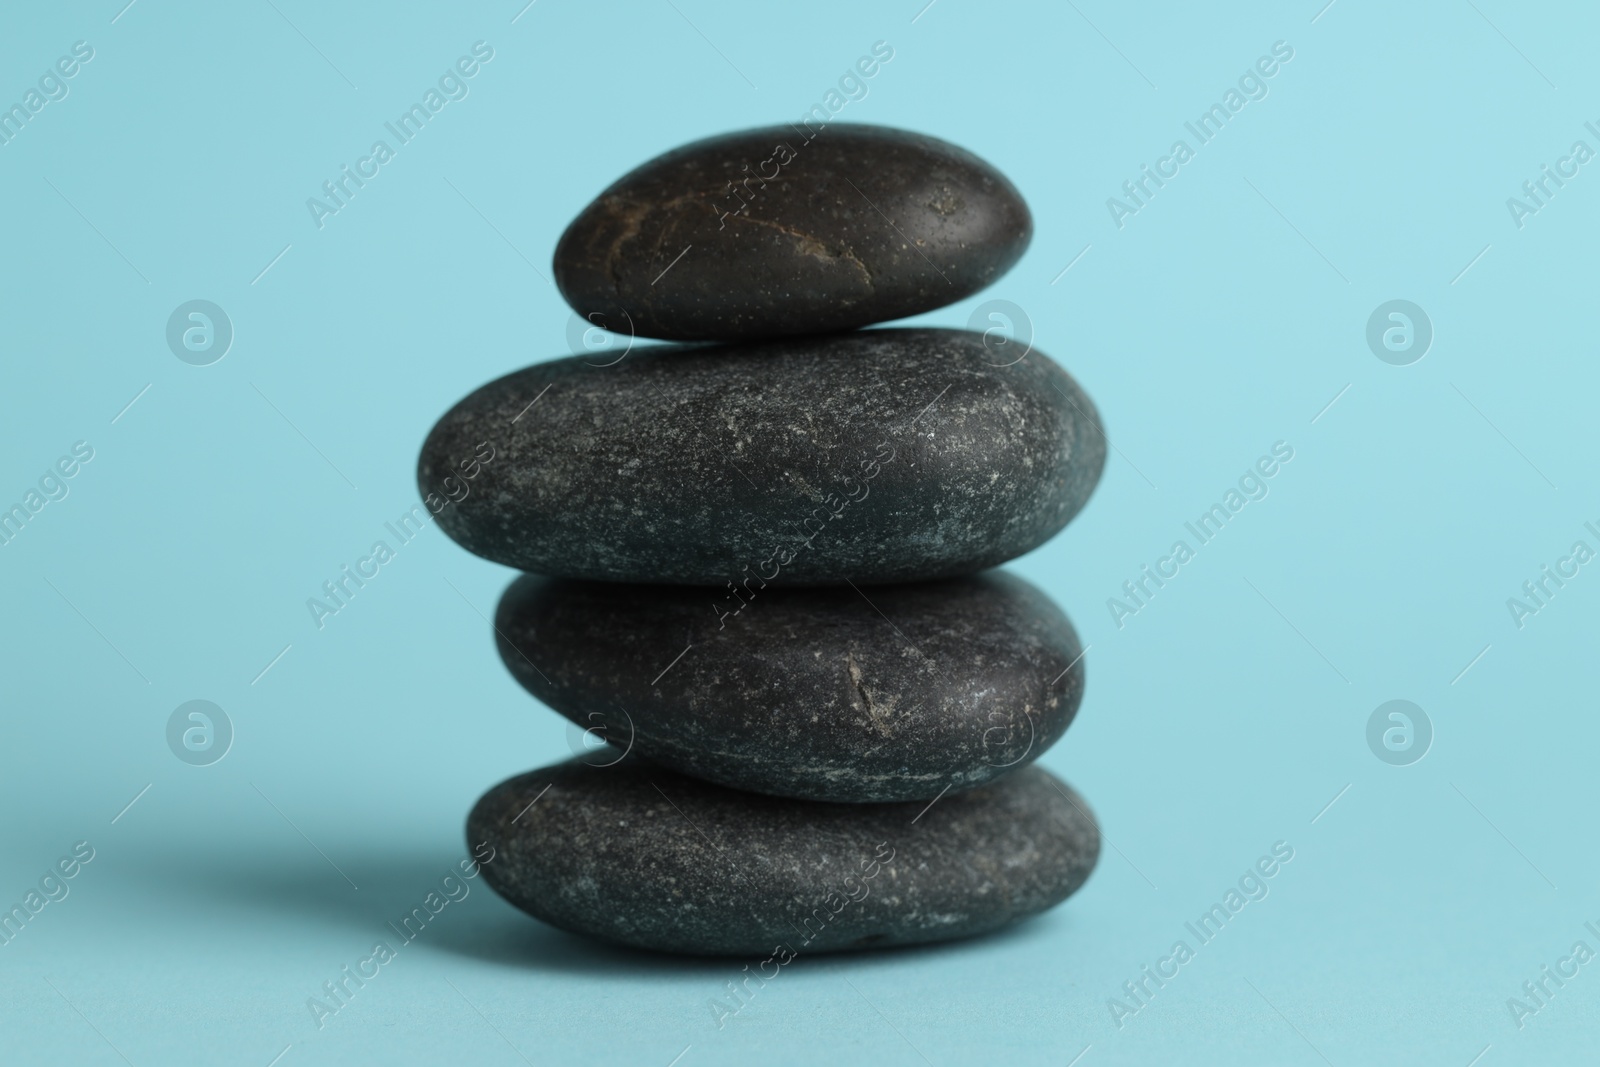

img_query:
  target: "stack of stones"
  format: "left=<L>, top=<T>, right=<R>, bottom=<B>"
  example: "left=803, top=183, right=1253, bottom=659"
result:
left=418, top=125, right=1107, bottom=956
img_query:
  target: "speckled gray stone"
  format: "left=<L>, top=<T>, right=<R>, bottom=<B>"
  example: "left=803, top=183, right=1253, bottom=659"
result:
left=494, top=571, right=1085, bottom=802
left=418, top=328, right=1105, bottom=585
left=468, top=759, right=1099, bottom=956
left=553, top=124, right=1032, bottom=341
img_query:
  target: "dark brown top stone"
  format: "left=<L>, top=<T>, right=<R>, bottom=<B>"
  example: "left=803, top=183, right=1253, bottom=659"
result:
left=552, top=124, right=1032, bottom=341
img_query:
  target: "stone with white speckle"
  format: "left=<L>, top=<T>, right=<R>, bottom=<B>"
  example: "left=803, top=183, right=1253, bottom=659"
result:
left=494, top=570, right=1085, bottom=802
left=468, top=758, right=1099, bottom=956
left=417, top=328, right=1105, bottom=585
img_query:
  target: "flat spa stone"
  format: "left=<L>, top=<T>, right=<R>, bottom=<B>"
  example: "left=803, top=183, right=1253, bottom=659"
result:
left=417, top=328, right=1105, bottom=585
left=495, top=571, right=1085, bottom=803
left=552, top=124, right=1032, bottom=340
left=468, top=760, right=1099, bottom=956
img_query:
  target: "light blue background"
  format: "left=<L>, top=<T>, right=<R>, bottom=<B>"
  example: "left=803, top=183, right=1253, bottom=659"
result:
left=1, top=1, right=1594, bottom=1064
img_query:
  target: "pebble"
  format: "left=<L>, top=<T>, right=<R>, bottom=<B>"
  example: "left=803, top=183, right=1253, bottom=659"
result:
left=418, top=328, right=1105, bottom=585
left=495, top=570, right=1085, bottom=802
left=468, top=759, right=1099, bottom=956
left=552, top=124, right=1033, bottom=340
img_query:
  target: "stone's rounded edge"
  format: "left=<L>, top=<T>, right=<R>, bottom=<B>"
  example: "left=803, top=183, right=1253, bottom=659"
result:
left=491, top=573, right=551, bottom=699
left=492, top=571, right=1089, bottom=804
left=1023, top=769, right=1101, bottom=916
left=465, top=765, right=610, bottom=949
left=975, top=572, right=1090, bottom=778
left=416, top=364, right=495, bottom=562
left=1047, top=355, right=1108, bottom=469
left=550, top=124, right=1035, bottom=342
left=466, top=760, right=1100, bottom=957
left=1037, top=356, right=1106, bottom=559
left=465, top=761, right=795, bottom=957
left=1026, top=353, right=1108, bottom=535
left=415, top=357, right=570, bottom=573
left=1071, top=368, right=1109, bottom=502
left=903, top=124, right=1034, bottom=293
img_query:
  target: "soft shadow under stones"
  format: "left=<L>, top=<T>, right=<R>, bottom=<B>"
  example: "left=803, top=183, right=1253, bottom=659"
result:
left=433, top=893, right=1069, bottom=977
left=108, top=836, right=1074, bottom=978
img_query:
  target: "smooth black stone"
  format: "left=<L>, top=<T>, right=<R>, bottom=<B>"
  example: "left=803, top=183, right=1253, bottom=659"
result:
left=417, top=328, right=1105, bottom=585
left=552, top=124, right=1032, bottom=341
left=495, top=571, right=1085, bottom=803
left=468, top=759, right=1099, bottom=956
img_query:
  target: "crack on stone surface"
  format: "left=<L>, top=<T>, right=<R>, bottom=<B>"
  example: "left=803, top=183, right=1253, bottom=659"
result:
left=722, top=213, right=874, bottom=292
left=601, top=197, right=651, bottom=297
left=847, top=650, right=896, bottom=738
left=600, top=192, right=708, bottom=296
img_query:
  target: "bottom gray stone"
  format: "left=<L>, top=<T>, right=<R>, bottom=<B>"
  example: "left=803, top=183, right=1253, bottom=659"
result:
left=468, top=759, right=1100, bottom=956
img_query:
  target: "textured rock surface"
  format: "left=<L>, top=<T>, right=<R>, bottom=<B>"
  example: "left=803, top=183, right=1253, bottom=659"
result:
left=495, top=571, right=1085, bottom=802
left=468, top=759, right=1099, bottom=956
left=418, top=328, right=1105, bottom=585
left=552, top=124, right=1033, bottom=341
